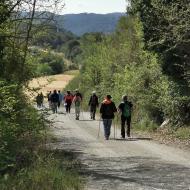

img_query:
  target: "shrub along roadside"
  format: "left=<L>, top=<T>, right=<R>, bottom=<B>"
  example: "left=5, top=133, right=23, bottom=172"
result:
left=65, top=15, right=190, bottom=140
left=0, top=80, right=83, bottom=189
left=0, top=153, right=83, bottom=190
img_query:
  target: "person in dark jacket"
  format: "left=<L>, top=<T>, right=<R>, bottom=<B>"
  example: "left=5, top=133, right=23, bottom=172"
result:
left=100, top=95, right=117, bottom=140
left=118, top=95, right=133, bottom=138
left=50, top=90, right=59, bottom=113
left=88, top=91, right=99, bottom=120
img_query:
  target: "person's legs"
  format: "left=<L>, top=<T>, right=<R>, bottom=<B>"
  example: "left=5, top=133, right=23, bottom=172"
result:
left=126, top=116, right=131, bottom=137
left=103, top=119, right=112, bottom=140
left=107, top=119, right=112, bottom=138
left=103, top=119, right=108, bottom=139
left=66, top=104, right=68, bottom=113
left=121, top=116, right=126, bottom=138
left=92, top=106, right=96, bottom=120
left=52, top=103, right=55, bottom=113
left=55, top=103, right=58, bottom=113
left=75, top=106, right=80, bottom=119
left=90, top=106, right=93, bottom=119
left=48, top=101, right=51, bottom=109
left=66, top=103, right=71, bottom=113
left=58, top=101, right=60, bottom=108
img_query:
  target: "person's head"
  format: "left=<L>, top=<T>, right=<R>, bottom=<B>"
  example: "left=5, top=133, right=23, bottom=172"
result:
left=122, top=95, right=128, bottom=102
left=58, top=90, right=60, bottom=93
left=53, top=90, right=57, bottom=94
left=92, top=91, right=96, bottom=95
left=106, top=95, right=112, bottom=100
left=67, top=90, right=70, bottom=94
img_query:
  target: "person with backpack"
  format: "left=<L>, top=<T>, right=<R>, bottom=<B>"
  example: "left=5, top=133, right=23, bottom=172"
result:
left=88, top=91, right=99, bottom=120
left=74, top=89, right=82, bottom=100
left=64, top=91, right=73, bottom=113
left=100, top=95, right=117, bottom=140
left=73, top=89, right=82, bottom=120
left=118, top=95, right=133, bottom=138
left=50, top=90, right=59, bottom=113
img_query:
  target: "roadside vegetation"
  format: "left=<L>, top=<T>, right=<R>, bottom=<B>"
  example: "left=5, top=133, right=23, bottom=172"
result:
left=29, top=23, right=81, bottom=76
left=66, top=1, right=190, bottom=140
left=0, top=1, right=83, bottom=189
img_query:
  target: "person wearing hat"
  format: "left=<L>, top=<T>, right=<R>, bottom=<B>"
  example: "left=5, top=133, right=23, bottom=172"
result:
left=100, top=95, right=117, bottom=140
left=118, top=95, right=133, bottom=138
left=73, top=89, right=83, bottom=120
left=88, top=91, right=99, bottom=120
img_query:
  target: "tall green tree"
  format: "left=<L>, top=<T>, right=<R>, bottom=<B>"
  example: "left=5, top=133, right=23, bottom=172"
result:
left=129, top=0, right=190, bottom=86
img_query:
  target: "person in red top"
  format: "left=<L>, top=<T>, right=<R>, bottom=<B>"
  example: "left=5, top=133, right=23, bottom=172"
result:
left=64, top=91, right=73, bottom=113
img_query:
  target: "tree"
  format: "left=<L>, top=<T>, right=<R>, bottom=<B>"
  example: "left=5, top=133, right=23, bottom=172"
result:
left=129, top=0, right=190, bottom=86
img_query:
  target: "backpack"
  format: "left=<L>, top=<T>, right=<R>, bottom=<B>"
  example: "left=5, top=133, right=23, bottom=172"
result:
left=123, top=103, right=131, bottom=117
left=75, top=95, right=81, bottom=106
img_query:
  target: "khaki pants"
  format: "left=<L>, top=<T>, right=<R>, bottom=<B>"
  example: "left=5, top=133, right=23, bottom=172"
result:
left=75, top=106, right=80, bottom=119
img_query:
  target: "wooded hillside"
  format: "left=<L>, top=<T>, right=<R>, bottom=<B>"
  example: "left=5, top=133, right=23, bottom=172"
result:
left=66, top=1, right=190, bottom=128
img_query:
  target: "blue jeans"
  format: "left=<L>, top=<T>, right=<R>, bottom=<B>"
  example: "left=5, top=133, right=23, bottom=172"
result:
left=103, top=119, right=112, bottom=139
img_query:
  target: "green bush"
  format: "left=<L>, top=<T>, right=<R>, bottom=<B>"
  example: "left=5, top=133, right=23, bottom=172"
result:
left=67, top=15, right=190, bottom=128
left=0, top=156, right=83, bottom=190
left=0, top=79, right=45, bottom=173
left=36, top=63, right=53, bottom=76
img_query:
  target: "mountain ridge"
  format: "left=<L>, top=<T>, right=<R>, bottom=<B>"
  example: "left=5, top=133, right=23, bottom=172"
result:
left=55, top=12, right=125, bottom=36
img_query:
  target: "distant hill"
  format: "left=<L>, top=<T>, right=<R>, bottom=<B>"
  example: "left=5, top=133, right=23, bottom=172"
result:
left=55, top=13, right=125, bottom=36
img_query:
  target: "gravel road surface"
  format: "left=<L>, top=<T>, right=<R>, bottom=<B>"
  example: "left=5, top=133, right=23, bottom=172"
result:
left=48, top=107, right=190, bottom=190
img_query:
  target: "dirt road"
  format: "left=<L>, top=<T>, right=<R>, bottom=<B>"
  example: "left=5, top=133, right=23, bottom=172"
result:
left=48, top=107, right=190, bottom=190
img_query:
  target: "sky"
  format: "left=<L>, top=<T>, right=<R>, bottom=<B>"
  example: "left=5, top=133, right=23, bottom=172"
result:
left=61, top=0, right=127, bottom=14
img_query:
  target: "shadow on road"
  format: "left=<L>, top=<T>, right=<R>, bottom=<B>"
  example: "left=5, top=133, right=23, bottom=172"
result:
left=50, top=135, right=190, bottom=190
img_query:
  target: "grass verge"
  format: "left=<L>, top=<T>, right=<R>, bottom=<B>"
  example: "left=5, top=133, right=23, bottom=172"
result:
left=0, top=152, right=83, bottom=190
left=0, top=108, right=84, bottom=190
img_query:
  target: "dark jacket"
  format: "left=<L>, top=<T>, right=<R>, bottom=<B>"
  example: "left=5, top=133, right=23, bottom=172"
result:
left=50, top=93, right=59, bottom=103
left=89, top=95, right=99, bottom=107
left=100, top=99, right=117, bottom=119
left=118, top=101, right=133, bottom=117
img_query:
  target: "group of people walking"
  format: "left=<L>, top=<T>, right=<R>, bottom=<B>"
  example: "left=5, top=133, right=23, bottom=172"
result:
left=36, top=89, right=133, bottom=140
left=47, top=89, right=83, bottom=119
left=100, top=94, right=133, bottom=140
left=47, top=90, right=63, bottom=113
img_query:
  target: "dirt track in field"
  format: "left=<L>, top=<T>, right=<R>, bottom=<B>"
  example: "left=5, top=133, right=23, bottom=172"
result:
left=28, top=73, right=74, bottom=98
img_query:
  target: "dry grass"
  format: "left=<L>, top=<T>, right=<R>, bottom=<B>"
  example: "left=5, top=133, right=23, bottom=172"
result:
left=27, top=73, right=75, bottom=99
